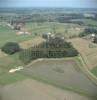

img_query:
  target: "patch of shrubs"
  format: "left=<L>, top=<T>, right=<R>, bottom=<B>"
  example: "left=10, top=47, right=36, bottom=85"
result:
left=19, top=38, right=78, bottom=64
left=93, top=37, right=97, bottom=43
left=1, top=42, right=21, bottom=55
left=79, top=28, right=97, bottom=37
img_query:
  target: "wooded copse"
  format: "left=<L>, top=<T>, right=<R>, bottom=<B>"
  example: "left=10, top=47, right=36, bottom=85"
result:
left=79, top=28, right=97, bottom=37
left=19, top=37, right=78, bottom=64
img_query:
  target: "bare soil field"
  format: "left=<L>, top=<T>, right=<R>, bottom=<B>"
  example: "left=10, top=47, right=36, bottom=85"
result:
left=21, top=59, right=97, bottom=97
left=1, top=79, right=93, bottom=100
left=19, top=37, right=46, bottom=49
left=69, top=38, right=97, bottom=70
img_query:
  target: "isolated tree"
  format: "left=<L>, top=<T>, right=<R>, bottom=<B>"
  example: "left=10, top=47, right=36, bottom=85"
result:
left=1, top=42, right=21, bottom=55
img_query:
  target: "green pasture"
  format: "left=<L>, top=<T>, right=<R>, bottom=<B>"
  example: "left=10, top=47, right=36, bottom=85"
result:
left=0, top=25, right=36, bottom=47
left=25, top=22, right=83, bottom=37
left=92, top=67, right=97, bottom=77
left=0, top=52, right=26, bottom=85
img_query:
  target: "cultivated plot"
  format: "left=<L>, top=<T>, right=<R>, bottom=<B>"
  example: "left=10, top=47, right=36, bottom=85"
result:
left=1, top=79, right=93, bottom=100
left=21, top=59, right=97, bottom=98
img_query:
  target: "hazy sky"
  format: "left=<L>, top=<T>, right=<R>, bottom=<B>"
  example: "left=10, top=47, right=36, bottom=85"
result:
left=0, top=0, right=97, bottom=8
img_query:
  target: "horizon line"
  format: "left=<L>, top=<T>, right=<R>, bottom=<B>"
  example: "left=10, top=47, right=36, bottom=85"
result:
left=0, top=6, right=97, bottom=9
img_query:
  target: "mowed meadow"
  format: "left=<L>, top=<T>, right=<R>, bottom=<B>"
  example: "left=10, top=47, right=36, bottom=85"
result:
left=0, top=58, right=97, bottom=100
left=20, top=58, right=97, bottom=98
left=0, top=25, right=35, bottom=48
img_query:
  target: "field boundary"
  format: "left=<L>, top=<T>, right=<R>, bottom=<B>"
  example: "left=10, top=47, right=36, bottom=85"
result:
left=77, top=55, right=97, bottom=85
left=25, top=57, right=97, bottom=86
left=25, top=57, right=77, bottom=68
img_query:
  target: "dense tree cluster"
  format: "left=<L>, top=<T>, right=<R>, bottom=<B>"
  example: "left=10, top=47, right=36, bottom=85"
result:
left=79, top=28, right=97, bottom=37
left=1, top=42, right=21, bottom=55
left=19, top=37, right=78, bottom=64
left=56, top=13, right=84, bottom=23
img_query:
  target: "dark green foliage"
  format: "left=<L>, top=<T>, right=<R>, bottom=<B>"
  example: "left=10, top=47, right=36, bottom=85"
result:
left=56, top=16, right=84, bottom=25
left=93, top=37, right=97, bottom=43
left=19, top=37, right=78, bottom=64
left=79, top=28, right=97, bottom=37
left=13, top=24, right=21, bottom=30
left=65, top=48, right=78, bottom=57
left=19, top=49, right=35, bottom=64
left=1, top=42, right=21, bottom=55
left=42, top=33, right=48, bottom=39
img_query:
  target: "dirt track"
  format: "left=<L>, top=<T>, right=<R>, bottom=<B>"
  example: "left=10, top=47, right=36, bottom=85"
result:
left=1, top=79, right=92, bottom=100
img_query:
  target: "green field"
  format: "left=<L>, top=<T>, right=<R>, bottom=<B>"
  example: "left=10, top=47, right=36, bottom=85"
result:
left=92, top=67, right=97, bottom=77
left=0, top=52, right=26, bottom=85
left=0, top=22, right=83, bottom=47
left=25, top=22, right=83, bottom=37
left=0, top=25, right=36, bottom=47
left=0, top=55, right=26, bottom=85
left=20, top=58, right=97, bottom=98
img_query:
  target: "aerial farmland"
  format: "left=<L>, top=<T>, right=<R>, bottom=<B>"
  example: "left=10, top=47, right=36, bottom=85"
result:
left=0, top=6, right=97, bottom=100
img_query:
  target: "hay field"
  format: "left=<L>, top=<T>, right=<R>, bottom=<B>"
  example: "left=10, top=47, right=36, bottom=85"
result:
left=70, top=38, right=97, bottom=70
left=1, top=79, right=93, bottom=100
left=19, top=37, right=45, bottom=49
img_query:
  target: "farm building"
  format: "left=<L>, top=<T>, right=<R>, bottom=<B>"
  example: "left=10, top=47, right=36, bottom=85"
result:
left=42, top=32, right=65, bottom=41
left=42, top=32, right=53, bottom=39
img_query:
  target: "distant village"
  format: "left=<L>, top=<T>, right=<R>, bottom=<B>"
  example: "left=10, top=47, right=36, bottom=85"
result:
left=7, top=22, right=31, bottom=35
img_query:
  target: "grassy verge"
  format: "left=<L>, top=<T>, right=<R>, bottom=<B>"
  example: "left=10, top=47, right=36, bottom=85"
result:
left=0, top=72, right=27, bottom=85
left=91, top=67, right=97, bottom=77
left=0, top=52, right=26, bottom=85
